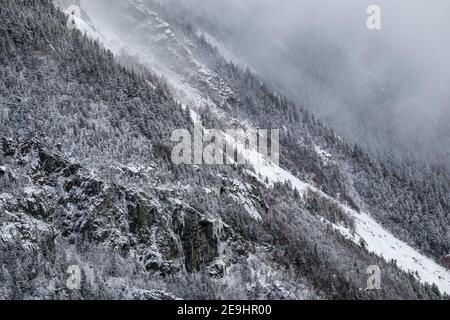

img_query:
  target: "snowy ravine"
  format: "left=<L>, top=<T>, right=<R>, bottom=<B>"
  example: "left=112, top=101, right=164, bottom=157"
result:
left=64, top=2, right=450, bottom=295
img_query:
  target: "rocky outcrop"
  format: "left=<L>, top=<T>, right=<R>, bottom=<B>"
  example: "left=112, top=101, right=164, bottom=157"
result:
left=439, top=255, right=450, bottom=270
left=0, top=138, right=243, bottom=280
left=177, top=206, right=230, bottom=272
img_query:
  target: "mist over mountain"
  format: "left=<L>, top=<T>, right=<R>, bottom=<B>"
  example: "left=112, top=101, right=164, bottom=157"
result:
left=162, top=0, right=450, bottom=171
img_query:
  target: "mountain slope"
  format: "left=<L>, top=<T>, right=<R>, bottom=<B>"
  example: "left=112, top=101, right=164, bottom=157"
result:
left=0, top=0, right=448, bottom=300
left=65, top=0, right=450, bottom=293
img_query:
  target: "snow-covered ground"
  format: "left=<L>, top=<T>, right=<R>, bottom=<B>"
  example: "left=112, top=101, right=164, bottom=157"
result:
left=350, top=209, right=450, bottom=294
left=240, top=144, right=450, bottom=294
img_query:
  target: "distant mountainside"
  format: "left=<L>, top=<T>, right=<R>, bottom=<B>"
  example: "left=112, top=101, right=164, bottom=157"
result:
left=0, top=0, right=449, bottom=299
left=163, top=0, right=450, bottom=174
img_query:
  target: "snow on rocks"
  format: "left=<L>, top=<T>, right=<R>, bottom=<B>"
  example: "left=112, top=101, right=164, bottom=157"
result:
left=0, top=211, right=54, bottom=251
left=216, top=175, right=263, bottom=221
left=229, top=193, right=262, bottom=222
left=314, top=144, right=334, bottom=166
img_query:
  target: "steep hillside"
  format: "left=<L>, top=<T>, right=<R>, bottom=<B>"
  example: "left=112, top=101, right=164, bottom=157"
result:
left=72, top=0, right=450, bottom=265
left=0, top=0, right=448, bottom=300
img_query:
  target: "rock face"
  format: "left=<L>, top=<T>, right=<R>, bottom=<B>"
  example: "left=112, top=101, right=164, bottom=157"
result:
left=439, top=256, right=450, bottom=270
left=0, top=139, right=243, bottom=281
left=179, top=207, right=228, bottom=272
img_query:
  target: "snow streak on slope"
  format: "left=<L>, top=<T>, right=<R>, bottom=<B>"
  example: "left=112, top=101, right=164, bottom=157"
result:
left=239, top=146, right=450, bottom=294
left=350, top=210, right=450, bottom=294
left=197, top=31, right=247, bottom=68
left=79, top=0, right=234, bottom=110
left=64, top=6, right=120, bottom=53
left=64, top=2, right=450, bottom=295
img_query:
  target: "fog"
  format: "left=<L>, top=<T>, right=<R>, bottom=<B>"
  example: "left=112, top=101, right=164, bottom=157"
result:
left=163, top=0, right=450, bottom=167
